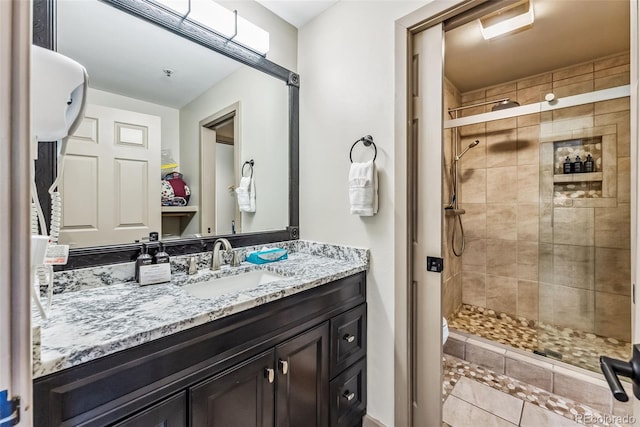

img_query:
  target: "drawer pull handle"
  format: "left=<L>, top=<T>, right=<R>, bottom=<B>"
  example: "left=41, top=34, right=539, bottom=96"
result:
left=343, top=391, right=356, bottom=401
left=343, top=334, right=356, bottom=343
left=279, top=359, right=289, bottom=375
left=265, top=368, right=274, bottom=383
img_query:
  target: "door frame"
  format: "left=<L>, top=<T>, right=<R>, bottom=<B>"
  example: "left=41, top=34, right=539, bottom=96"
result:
left=199, top=102, right=241, bottom=236
left=394, top=1, right=640, bottom=425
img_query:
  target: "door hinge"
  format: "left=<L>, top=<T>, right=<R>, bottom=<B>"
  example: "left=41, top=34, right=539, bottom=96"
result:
left=0, top=391, right=20, bottom=427
left=633, top=283, right=636, bottom=304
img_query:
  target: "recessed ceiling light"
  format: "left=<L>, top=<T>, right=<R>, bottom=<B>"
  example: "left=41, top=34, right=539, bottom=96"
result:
left=480, top=0, right=535, bottom=40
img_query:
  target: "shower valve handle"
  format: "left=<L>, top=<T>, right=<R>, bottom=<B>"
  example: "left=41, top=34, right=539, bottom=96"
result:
left=600, top=344, right=640, bottom=402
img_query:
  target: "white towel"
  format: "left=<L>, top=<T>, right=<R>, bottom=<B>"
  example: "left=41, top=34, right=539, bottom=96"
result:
left=349, top=160, right=378, bottom=216
left=235, top=176, right=256, bottom=212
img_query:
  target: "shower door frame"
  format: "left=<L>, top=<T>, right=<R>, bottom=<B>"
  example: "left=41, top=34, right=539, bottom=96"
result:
left=395, top=0, right=640, bottom=425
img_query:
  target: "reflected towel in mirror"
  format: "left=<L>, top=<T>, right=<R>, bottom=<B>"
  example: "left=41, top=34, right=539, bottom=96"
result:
left=236, top=176, right=255, bottom=212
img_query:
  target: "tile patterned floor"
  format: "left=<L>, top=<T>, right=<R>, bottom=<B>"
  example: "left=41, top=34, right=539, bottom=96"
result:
left=447, top=304, right=631, bottom=374
left=442, top=355, right=634, bottom=427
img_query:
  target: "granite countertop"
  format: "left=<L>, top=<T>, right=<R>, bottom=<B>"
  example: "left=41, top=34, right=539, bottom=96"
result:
left=33, top=241, right=368, bottom=379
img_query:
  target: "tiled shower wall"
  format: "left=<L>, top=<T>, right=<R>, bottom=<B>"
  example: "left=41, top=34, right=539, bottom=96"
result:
left=453, top=52, right=630, bottom=340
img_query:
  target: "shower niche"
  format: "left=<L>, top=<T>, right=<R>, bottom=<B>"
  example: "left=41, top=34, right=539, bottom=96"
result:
left=552, top=137, right=603, bottom=203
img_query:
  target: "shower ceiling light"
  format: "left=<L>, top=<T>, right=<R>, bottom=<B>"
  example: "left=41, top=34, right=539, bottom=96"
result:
left=480, top=0, right=535, bottom=40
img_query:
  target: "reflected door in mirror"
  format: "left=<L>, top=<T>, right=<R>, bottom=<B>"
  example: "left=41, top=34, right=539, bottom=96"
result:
left=60, top=104, right=161, bottom=246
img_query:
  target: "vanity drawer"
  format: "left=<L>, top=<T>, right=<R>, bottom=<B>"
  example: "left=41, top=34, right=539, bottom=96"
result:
left=330, top=358, right=366, bottom=427
left=330, top=303, right=366, bottom=376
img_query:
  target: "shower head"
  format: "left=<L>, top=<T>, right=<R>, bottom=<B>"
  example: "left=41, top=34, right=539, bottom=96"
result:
left=491, top=99, right=520, bottom=111
left=455, top=140, right=480, bottom=161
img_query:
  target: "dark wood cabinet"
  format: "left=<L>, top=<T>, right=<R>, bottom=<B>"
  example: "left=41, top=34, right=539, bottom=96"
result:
left=276, top=323, right=329, bottom=427
left=33, top=272, right=367, bottom=427
left=329, top=359, right=366, bottom=427
left=112, top=393, right=186, bottom=427
left=190, top=350, right=275, bottom=427
left=189, top=324, right=330, bottom=427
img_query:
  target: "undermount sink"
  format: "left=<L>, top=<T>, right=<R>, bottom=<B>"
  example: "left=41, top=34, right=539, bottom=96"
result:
left=183, top=270, right=286, bottom=299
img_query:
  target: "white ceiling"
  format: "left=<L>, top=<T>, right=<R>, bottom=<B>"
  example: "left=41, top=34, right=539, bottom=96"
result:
left=255, top=0, right=338, bottom=28
left=57, top=0, right=243, bottom=108
left=445, top=0, right=630, bottom=93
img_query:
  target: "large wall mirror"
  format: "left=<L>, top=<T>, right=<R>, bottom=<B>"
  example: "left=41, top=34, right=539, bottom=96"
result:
left=33, top=0, right=299, bottom=269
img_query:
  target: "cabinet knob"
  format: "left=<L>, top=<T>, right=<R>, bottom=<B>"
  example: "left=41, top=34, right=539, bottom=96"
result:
left=343, top=334, right=356, bottom=343
left=265, top=368, right=274, bottom=383
left=342, top=390, right=356, bottom=401
left=279, top=359, right=289, bottom=375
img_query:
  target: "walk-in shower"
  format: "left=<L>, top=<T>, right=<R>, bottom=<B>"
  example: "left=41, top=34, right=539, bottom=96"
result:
left=442, top=60, right=633, bottom=375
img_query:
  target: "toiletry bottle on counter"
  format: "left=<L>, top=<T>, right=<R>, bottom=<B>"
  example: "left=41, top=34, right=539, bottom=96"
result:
left=563, top=156, right=572, bottom=174
left=154, top=242, right=170, bottom=264
left=573, top=155, right=583, bottom=173
left=584, top=154, right=594, bottom=173
left=135, top=243, right=153, bottom=282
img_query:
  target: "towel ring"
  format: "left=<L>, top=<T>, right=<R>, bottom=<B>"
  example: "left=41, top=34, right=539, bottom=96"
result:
left=349, top=135, right=377, bottom=163
left=242, top=159, right=254, bottom=178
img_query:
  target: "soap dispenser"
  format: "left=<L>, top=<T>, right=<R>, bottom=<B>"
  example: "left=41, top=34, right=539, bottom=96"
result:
left=584, top=154, right=595, bottom=173
left=153, top=242, right=170, bottom=264
left=573, top=155, right=583, bottom=173
left=563, top=156, right=572, bottom=174
left=135, top=243, right=153, bottom=282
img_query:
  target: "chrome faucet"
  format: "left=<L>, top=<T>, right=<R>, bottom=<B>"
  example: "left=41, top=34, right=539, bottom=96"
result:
left=210, top=238, right=232, bottom=270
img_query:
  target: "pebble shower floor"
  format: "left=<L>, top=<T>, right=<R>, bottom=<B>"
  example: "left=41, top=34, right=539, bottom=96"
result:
left=448, top=304, right=631, bottom=373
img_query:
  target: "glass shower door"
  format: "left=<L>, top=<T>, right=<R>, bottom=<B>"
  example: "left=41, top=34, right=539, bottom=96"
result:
left=536, top=96, right=632, bottom=372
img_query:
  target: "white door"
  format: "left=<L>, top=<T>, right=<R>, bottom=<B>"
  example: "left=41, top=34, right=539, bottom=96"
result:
left=412, top=24, right=445, bottom=427
left=59, top=104, right=161, bottom=246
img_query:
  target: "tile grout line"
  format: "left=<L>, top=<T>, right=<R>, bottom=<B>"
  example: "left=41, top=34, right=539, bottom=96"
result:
left=517, top=399, right=526, bottom=426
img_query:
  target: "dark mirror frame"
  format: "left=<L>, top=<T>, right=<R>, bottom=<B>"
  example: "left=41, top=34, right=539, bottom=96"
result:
left=32, top=0, right=299, bottom=270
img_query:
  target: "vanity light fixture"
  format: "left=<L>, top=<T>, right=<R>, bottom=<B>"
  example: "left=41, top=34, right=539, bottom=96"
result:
left=146, top=0, right=270, bottom=55
left=479, top=0, right=534, bottom=40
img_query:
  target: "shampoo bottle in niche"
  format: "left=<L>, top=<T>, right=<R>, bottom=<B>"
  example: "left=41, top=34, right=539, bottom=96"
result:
left=573, top=155, right=583, bottom=173
left=584, top=154, right=594, bottom=173
left=563, top=156, right=572, bottom=174
left=135, top=243, right=153, bottom=282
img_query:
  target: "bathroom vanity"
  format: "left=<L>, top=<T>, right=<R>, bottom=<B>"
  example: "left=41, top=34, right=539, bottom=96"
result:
left=32, top=242, right=368, bottom=427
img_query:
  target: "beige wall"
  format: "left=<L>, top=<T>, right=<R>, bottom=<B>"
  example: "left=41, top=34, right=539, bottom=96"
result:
left=452, top=52, right=631, bottom=340
left=179, top=66, right=289, bottom=235
left=298, top=1, right=429, bottom=424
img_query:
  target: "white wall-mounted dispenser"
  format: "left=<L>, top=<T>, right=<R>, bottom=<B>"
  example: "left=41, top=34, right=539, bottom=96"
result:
left=30, top=45, right=88, bottom=146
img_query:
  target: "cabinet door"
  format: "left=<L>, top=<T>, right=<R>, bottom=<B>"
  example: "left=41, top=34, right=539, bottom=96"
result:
left=112, top=392, right=186, bottom=427
left=190, top=350, right=275, bottom=427
left=276, top=323, right=329, bottom=427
